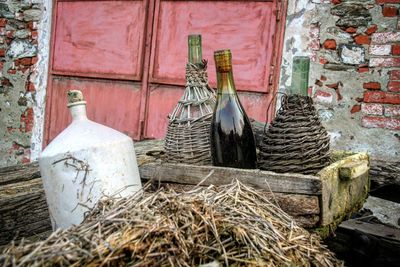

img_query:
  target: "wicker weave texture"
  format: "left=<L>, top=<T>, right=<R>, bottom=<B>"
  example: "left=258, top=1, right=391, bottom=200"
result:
left=164, top=62, right=216, bottom=165
left=259, top=95, right=330, bottom=175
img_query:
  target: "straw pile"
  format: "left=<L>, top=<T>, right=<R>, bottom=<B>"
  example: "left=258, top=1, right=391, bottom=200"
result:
left=1, top=181, right=343, bottom=267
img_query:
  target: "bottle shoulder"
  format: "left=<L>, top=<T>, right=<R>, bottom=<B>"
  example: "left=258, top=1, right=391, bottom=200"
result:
left=40, top=119, right=133, bottom=158
left=214, top=94, right=251, bottom=119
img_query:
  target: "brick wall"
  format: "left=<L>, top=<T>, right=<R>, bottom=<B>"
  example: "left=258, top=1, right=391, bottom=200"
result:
left=280, top=0, right=400, bottom=159
left=364, top=27, right=400, bottom=130
left=0, top=1, right=42, bottom=167
left=315, top=0, right=400, bottom=131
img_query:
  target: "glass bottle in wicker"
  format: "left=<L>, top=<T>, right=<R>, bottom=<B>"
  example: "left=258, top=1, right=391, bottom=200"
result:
left=258, top=60, right=330, bottom=175
left=164, top=35, right=216, bottom=165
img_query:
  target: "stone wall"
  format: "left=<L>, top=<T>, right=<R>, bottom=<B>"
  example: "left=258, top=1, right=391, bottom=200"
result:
left=0, top=0, right=50, bottom=168
left=279, top=0, right=400, bottom=160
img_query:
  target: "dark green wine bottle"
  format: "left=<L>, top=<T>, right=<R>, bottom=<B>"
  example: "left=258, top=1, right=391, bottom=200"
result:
left=210, top=49, right=257, bottom=169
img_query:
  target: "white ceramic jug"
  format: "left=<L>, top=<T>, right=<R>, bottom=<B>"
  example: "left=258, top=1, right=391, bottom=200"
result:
left=39, top=90, right=142, bottom=229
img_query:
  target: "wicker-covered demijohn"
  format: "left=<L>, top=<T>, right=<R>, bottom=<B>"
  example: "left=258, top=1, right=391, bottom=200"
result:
left=259, top=94, right=330, bottom=175
left=164, top=61, right=216, bottom=165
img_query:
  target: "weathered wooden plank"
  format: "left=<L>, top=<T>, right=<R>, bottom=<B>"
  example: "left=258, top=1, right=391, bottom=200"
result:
left=326, top=219, right=400, bottom=267
left=161, top=182, right=320, bottom=216
left=0, top=178, right=44, bottom=198
left=0, top=188, right=52, bottom=246
left=340, top=220, right=400, bottom=240
left=369, top=159, right=400, bottom=188
left=292, top=215, right=320, bottom=229
left=319, top=153, right=370, bottom=226
left=140, top=162, right=322, bottom=195
left=270, top=192, right=320, bottom=216
left=339, top=159, right=369, bottom=181
left=0, top=162, right=40, bottom=186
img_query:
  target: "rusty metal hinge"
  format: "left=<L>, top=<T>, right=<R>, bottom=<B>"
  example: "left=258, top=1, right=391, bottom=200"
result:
left=269, top=65, right=275, bottom=85
left=140, top=120, right=145, bottom=139
left=269, top=73, right=274, bottom=85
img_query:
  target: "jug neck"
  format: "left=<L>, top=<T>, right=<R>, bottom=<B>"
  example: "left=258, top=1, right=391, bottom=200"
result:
left=68, top=102, right=88, bottom=121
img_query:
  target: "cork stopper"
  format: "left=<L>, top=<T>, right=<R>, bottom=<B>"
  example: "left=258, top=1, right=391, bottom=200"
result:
left=214, top=49, right=232, bottom=72
left=188, top=34, right=201, bottom=47
left=67, top=90, right=86, bottom=107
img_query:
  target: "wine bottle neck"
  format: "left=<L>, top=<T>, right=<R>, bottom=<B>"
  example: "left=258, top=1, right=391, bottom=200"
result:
left=214, top=49, right=237, bottom=95
left=217, top=70, right=237, bottom=95
left=189, top=46, right=202, bottom=65
left=188, top=35, right=202, bottom=65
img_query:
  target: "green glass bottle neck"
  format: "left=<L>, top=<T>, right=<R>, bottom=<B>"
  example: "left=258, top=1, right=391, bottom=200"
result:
left=216, top=70, right=237, bottom=95
left=188, top=44, right=202, bottom=65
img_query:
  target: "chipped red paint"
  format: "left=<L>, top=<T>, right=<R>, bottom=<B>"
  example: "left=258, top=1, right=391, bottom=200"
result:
left=45, top=0, right=150, bottom=145
left=144, top=0, right=280, bottom=138
left=150, top=0, right=277, bottom=93
left=45, top=0, right=284, bottom=144
left=47, top=77, right=142, bottom=143
left=52, top=0, right=147, bottom=81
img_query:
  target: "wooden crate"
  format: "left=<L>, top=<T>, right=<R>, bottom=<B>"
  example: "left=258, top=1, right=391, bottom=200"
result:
left=0, top=140, right=369, bottom=245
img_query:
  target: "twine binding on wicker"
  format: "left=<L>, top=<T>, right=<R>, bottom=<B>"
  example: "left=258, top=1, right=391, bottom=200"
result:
left=259, top=94, right=330, bottom=175
left=164, top=61, right=216, bottom=165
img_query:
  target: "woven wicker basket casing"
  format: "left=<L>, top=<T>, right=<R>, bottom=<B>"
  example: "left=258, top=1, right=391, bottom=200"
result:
left=164, top=62, right=216, bottom=165
left=259, top=95, right=330, bottom=175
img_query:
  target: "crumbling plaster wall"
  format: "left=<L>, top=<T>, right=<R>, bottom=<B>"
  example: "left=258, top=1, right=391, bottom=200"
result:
left=0, top=0, right=51, bottom=168
left=30, top=0, right=51, bottom=162
left=279, top=0, right=400, bottom=160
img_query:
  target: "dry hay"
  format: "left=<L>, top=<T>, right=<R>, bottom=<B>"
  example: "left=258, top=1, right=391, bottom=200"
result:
left=1, top=181, right=343, bottom=267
